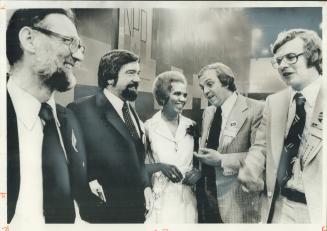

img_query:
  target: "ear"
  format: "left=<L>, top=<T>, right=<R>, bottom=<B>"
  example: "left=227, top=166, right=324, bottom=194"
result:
left=18, top=26, right=37, bottom=54
left=107, top=79, right=114, bottom=86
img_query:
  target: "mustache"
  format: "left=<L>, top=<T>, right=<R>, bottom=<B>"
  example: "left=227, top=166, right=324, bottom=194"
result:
left=126, top=82, right=139, bottom=89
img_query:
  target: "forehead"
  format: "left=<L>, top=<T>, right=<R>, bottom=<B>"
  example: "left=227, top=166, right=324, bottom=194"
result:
left=171, top=81, right=186, bottom=92
left=199, top=69, right=218, bottom=84
left=41, top=13, right=79, bottom=38
left=275, top=37, right=304, bottom=57
left=120, top=61, right=140, bottom=72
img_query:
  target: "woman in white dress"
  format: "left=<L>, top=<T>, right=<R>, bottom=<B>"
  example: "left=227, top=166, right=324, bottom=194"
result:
left=144, top=71, right=201, bottom=223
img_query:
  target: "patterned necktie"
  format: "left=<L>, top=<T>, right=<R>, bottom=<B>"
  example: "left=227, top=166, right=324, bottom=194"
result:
left=202, top=106, right=223, bottom=223
left=39, top=103, right=73, bottom=221
left=277, top=92, right=306, bottom=188
left=122, top=102, right=139, bottom=138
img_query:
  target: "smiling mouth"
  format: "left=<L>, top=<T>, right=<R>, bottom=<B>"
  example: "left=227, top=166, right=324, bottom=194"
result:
left=64, top=62, right=74, bottom=69
left=282, top=72, right=293, bottom=78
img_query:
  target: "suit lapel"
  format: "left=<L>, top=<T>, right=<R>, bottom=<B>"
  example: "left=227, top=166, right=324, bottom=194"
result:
left=271, top=89, right=290, bottom=167
left=219, top=94, right=247, bottom=150
left=7, top=91, right=21, bottom=223
left=96, top=92, right=134, bottom=143
left=303, top=88, right=323, bottom=166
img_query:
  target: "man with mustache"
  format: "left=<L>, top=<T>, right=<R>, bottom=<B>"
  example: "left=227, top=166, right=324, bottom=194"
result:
left=68, top=50, right=153, bottom=223
left=238, top=29, right=323, bottom=223
left=6, top=9, right=97, bottom=225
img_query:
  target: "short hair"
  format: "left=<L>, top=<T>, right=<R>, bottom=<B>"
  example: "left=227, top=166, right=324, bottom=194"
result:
left=6, top=9, right=76, bottom=66
left=153, top=71, right=187, bottom=106
left=198, top=62, right=237, bottom=92
left=98, top=49, right=139, bottom=89
left=271, top=28, right=322, bottom=75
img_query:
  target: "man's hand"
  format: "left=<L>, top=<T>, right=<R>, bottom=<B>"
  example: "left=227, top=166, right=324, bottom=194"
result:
left=182, top=168, right=202, bottom=186
left=193, top=148, right=222, bottom=166
left=144, top=187, right=154, bottom=211
left=238, top=161, right=264, bottom=192
left=159, top=163, right=183, bottom=183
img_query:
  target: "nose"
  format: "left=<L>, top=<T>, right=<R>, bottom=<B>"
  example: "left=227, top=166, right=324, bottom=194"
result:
left=72, top=48, right=84, bottom=62
left=203, top=86, right=210, bottom=96
left=133, top=73, right=141, bottom=83
left=278, top=57, right=289, bottom=69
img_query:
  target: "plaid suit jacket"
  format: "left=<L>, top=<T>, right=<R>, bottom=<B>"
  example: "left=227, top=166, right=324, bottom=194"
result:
left=200, top=94, right=264, bottom=223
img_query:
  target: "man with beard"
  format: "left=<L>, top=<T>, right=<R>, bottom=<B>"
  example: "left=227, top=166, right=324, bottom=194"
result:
left=6, top=9, right=100, bottom=225
left=68, top=50, right=153, bottom=223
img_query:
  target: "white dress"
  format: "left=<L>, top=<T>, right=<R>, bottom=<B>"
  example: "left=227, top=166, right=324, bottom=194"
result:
left=144, top=111, right=198, bottom=223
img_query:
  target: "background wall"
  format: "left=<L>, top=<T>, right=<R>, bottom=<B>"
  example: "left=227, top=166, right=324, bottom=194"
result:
left=54, top=7, right=322, bottom=125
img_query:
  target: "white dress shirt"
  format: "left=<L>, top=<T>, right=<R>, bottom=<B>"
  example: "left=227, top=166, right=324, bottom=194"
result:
left=284, top=76, right=322, bottom=193
left=7, top=77, right=83, bottom=226
left=220, top=92, right=238, bottom=139
left=103, top=88, right=140, bottom=137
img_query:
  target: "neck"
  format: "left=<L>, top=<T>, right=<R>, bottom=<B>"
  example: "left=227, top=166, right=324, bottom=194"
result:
left=161, top=106, right=179, bottom=122
left=10, top=63, right=52, bottom=103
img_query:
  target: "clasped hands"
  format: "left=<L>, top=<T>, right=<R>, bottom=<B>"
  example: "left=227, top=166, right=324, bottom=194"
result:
left=193, top=148, right=223, bottom=166
left=158, top=163, right=201, bottom=186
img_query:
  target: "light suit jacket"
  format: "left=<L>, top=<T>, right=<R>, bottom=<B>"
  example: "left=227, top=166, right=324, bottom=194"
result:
left=200, top=94, right=264, bottom=223
left=241, top=86, right=323, bottom=223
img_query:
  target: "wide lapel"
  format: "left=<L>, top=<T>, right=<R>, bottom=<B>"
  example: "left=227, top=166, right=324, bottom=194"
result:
left=7, top=91, right=20, bottom=223
left=95, top=92, right=133, bottom=143
left=219, top=94, right=247, bottom=151
left=270, top=89, right=290, bottom=167
left=303, top=88, right=323, bottom=166
left=200, top=106, right=216, bottom=148
left=153, top=111, right=175, bottom=142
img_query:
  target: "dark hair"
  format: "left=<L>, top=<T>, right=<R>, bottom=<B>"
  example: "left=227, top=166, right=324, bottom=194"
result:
left=198, top=62, right=237, bottom=92
left=6, top=9, right=76, bottom=66
left=97, top=49, right=139, bottom=89
left=153, top=71, right=187, bottom=106
left=271, top=28, right=322, bottom=75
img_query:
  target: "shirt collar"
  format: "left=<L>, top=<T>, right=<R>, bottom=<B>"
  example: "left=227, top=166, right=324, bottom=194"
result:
left=221, top=91, right=238, bottom=118
left=7, top=77, right=41, bottom=130
left=8, top=77, right=61, bottom=129
left=289, top=76, right=322, bottom=108
left=103, top=88, right=125, bottom=112
left=47, top=93, right=61, bottom=127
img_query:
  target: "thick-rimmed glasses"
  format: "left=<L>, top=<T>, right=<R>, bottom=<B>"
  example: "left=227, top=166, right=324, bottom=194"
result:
left=271, top=52, right=304, bottom=69
left=30, top=26, right=85, bottom=54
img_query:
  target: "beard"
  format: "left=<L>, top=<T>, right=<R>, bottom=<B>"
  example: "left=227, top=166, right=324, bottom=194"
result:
left=121, top=82, right=139, bottom=101
left=37, top=66, right=76, bottom=92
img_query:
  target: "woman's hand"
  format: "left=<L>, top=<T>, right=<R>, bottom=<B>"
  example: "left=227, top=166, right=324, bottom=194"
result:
left=159, top=163, right=183, bottom=183
left=182, top=168, right=202, bottom=186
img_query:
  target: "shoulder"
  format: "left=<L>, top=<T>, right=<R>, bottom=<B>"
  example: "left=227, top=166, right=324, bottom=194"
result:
left=242, top=95, right=264, bottom=109
left=67, top=95, right=96, bottom=113
left=180, top=114, right=195, bottom=126
left=144, top=111, right=160, bottom=130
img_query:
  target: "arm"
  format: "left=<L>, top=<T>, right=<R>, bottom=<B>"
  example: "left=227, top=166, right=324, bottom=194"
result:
left=238, top=99, right=269, bottom=192
left=220, top=102, right=264, bottom=174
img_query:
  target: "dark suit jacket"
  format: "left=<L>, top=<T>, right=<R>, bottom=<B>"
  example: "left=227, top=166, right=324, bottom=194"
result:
left=7, top=92, right=101, bottom=224
left=68, top=91, right=150, bottom=223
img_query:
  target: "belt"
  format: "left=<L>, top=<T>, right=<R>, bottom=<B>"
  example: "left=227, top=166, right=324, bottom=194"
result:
left=281, top=187, right=307, bottom=204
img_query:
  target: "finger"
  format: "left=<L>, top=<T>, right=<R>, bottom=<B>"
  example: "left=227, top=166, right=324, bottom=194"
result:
left=199, top=148, right=210, bottom=153
left=241, top=185, right=250, bottom=193
left=172, top=168, right=183, bottom=180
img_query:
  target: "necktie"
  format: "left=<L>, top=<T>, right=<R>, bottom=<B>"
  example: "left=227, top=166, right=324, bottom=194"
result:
left=122, top=102, right=139, bottom=138
left=203, top=106, right=223, bottom=223
left=39, top=103, right=74, bottom=222
left=277, top=92, right=306, bottom=188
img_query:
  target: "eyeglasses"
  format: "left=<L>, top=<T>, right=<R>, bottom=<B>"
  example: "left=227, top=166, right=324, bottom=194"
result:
left=30, top=26, right=85, bottom=54
left=271, top=52, right=304, bottom=69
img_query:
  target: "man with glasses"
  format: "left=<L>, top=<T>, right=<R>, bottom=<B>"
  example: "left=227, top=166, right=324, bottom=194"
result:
left=238, top=29, right=323, bottom=223
left=6, top=9, right=98, bottom=225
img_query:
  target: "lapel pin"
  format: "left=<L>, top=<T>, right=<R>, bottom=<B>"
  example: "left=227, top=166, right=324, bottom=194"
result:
left=230, top=121, right=237, bottom=127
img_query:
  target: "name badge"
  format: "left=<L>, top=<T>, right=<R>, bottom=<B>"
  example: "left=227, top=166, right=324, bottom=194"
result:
left=224, top=121, right=238, bottom=137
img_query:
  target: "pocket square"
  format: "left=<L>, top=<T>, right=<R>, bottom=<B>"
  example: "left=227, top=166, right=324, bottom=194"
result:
left=72, top=129, right=78, bottom=152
